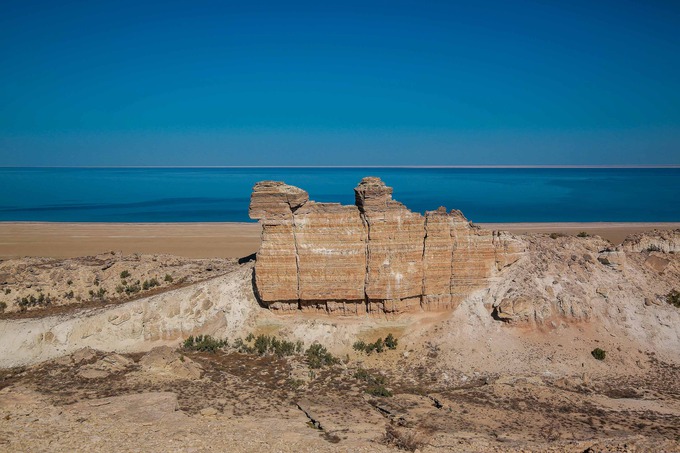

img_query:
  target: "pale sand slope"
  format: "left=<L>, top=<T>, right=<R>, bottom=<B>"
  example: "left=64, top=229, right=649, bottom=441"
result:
left=1, top=221, right=678, bottom=259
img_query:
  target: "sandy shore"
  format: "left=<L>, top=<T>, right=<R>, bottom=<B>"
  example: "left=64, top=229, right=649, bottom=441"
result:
left=0, top=221, right=678, bottom=259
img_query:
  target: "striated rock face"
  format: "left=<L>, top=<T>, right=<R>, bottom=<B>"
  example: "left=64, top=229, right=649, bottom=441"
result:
left=250, top=177, right=525, bottom=314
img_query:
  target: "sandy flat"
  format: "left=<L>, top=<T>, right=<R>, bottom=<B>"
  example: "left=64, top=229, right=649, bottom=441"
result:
left=0, top=221, right=678, bottom=259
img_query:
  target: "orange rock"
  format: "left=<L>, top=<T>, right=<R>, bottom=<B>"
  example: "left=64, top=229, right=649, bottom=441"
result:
left=249, top=177, right=524, bottom=313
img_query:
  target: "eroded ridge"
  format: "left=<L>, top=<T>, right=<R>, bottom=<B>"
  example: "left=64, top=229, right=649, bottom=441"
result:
left=249, top=177, right=524, bottom=313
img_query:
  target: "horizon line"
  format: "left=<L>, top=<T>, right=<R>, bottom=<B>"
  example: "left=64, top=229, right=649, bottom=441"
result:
left=1, top=164, right=679, bottom=169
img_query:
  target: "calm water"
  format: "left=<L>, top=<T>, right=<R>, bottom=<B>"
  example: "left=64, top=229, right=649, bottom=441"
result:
left=0, top=168, right=678, bottom=223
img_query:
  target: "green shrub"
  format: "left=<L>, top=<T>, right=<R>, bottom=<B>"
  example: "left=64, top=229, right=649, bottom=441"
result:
left=4, top=288, right=11, bottom=295
left=367, top=338, right=385, bottom=354
left=384, top=333, right=398, bottom=350
left=666, top=289, right=680, bottom=308
left=366, top=384, right=392, bottom=397
left=245, top=333, right=255, bottom=342
left=254, top=334, right=271, bottom=355
left=0, top=301, right=6, bottom=313
left=591, top=348, right=606, bottom=361
left=164, top=274, right=173, bottom=283
left=353, top=340, right=367, bottom=352
left=549, top=232, right=566, bottom=239
left=248, top=334, right=303, bottom=357
left=305, top=343, right=339, bottom=369
left=120, top=270, right=130, bottom=279
left=17, top=293, right=53, bottom=309
left=577, top=231, right=589, bottom=238
left=124, top=283, right=140, bottom=295
left=232, top=337, right=252, bottom=353
left=182, top=335, right=227, bottom=353
left=66, top=280, right=73, bottom=285
left=354, top=368, right=387, bottom=386
left=89, top=287, right=107, bottom=301
left=355, top=334, right=398, bottom=355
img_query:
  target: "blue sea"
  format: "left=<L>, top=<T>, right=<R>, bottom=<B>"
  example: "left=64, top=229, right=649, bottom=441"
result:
left=0, top=168, right=678, bottom=223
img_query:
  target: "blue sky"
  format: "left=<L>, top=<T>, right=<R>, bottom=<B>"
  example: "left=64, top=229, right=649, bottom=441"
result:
left=1, top=0, right=679, bottom=166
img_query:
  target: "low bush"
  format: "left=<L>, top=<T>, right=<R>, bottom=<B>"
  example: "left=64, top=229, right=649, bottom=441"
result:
left=142, top=278, right=160, bottom=291
left=89, top=287, right=107, bottom=301
left=120, top=270, right=130, bottom=279
left=591, top=348, right=606, bottom=361
left=124, top=282, right=141, bottom=295
left=384, top=333, right=398, bottom=350
left=366, top=384, right=392, bottom=397
left=164, top=274, right=173, bottom=283
left=354, top=334, right=398, bottom=355
left=0, top=301, right=6, bottom=313
left=305, top=343, right=339, bottom=368
left=353, top=340, right=367, bottom=352
left=577, top=231, right=589, bottom=238
left=182, top=335, right=227, bottom=353
left=666, top=289, right=680, bottom=308
left=64, top=290, right=74, bottom=299
left=17, top=293, right=54, bottom=309
left=4, top=288, right=11, bottom=295
left=383, top=425, right=430, bottom=452
left=355, top=367, right=391, bottom=396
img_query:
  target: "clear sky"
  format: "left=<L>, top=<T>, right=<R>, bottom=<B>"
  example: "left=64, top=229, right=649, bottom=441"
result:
left=1, top=0, right=679, bottom=166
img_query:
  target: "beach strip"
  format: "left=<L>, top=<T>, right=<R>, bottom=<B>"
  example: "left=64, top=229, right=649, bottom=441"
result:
left=0, top=222, right=678, bottom=259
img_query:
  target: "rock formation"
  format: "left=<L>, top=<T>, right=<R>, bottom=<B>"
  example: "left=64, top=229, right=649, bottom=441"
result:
left=250, top=177, right=524, bottom=313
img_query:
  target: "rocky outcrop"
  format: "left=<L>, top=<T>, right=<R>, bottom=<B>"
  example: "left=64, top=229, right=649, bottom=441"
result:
left=250, top=177, right=525, bottom=313
left=598, top=249, right=627, bottom=272
left=622, top=229, right=680, bottom=253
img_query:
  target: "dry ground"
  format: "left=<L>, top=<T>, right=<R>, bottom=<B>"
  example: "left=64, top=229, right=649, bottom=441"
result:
left=1, top=341, right=679, bottom=452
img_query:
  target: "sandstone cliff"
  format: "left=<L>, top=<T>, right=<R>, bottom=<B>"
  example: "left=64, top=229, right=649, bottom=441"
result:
left=249, top=177, right=524, bottom=313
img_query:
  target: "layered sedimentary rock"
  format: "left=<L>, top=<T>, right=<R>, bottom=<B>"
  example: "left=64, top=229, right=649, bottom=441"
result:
left=250, top=177, right=524, bottom=313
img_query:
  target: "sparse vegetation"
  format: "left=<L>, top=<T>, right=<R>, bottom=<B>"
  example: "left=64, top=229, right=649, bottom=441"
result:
left=4, top=288, right=11, bottom=295
left=355, top=367, right=392, bottom=397
left=120, top=270, right=131, bottom=279
left=354, top=334, right=398, bottom=354
left=666, top=289, right=680, bottom=308
left=142, top=278, right=160, bottom=291
left=64, top=290, right=74, bottom=299
left=0, top=301, right=6, bottom=313
left=16, top=293, right=53, bottom=310
left=66, top=279, right=73, bottom=285
left=231, top=333, right=303, bottom=357
left=549, top=232, right=566, bottom=239
left=305, top=343, right=339, bottom=368
left=591, top=348, right=606, bottom=361
left=182, top=335, right=227, bottom=353
left=89, top=287, right=107, bottom=301
left=384, top=333, right=398, bottom=349
left=577, top=231, right=589, bottom=238
left=164, top=274, right=173, bottom=283
left=383, top=425, right=429, bottom=451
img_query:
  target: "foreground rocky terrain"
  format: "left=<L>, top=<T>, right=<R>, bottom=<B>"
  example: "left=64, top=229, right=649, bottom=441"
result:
left=0, top=252, right=237, bottom=317
left=0, top=179, right=678, bottom=452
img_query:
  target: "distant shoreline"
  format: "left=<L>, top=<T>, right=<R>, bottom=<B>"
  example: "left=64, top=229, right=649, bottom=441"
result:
left=1, top=165, right=679, bottom=169
left=1, top=221, right=677, bottom=259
